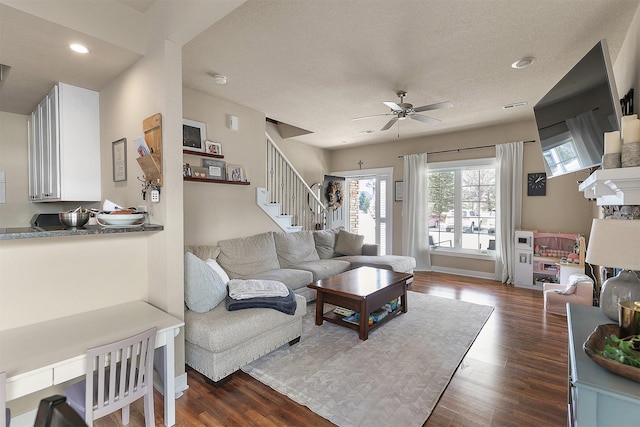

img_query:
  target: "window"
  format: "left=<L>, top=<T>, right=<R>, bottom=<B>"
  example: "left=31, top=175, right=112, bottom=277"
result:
left=427, top=158, right=496, bottom=255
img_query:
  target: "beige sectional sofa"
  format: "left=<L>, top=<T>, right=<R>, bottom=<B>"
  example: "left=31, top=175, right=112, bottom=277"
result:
left=184, top=228, right=416, bottom=383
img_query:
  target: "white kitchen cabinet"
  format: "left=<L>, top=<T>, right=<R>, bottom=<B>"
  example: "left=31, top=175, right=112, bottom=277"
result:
left=28, top=83, right=100, bottom=202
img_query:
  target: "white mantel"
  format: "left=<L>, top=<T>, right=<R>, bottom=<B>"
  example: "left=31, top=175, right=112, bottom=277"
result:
left=578, top=166, right=640, bottom=205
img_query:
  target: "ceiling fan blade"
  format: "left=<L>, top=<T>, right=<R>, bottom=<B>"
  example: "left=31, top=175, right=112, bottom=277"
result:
left=381, top=117, right=398, bottom=131
left=413, top=101, right=454, bottom=113
left=411, top=114, right=440, bottom=125
left=352, top=113, right=393, bottom=121
left=383, top=101, right=404, bottom=112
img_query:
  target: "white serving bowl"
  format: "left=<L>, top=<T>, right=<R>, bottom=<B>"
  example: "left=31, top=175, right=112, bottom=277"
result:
left=97, top=213, right=145, bottom=226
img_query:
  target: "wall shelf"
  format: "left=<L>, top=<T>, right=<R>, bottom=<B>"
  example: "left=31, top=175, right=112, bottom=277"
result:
left=183, top=177, right=250, bottom=185
left=183, top=149, right=224, bottom=159
left=578, top=166, right=640, bottom=205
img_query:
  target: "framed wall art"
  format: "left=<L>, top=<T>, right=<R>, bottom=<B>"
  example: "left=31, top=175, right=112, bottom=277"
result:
left=205, top=140, right=222, bottom=155
left=395, top=181, right=403, bottom=202
left=226, top=164, right=246, bottom=182
left=112, top=138, right=127, bottom=182
left=203, top=159, right=226, bottom=180
left=183, top=119, right=206, bottom=152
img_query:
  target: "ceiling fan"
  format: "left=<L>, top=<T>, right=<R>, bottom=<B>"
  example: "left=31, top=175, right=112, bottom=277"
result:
left=353, top=91, right=453, bottom=131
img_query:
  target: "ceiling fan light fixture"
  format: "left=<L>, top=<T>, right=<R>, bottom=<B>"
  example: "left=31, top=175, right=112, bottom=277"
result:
left=511, top=57, right=536, bottom=69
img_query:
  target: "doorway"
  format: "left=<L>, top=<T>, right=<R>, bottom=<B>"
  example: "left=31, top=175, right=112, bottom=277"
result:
left=334, top=168, right=393, bottom=255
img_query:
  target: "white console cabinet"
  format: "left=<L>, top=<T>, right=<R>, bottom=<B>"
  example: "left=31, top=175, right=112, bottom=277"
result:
left=28, top=83, right=100, bottom=202
left=567, top=304, right=640, bottom=426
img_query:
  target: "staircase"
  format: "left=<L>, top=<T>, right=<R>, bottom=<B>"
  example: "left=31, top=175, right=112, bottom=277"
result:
left=257, top=134, right=327, bottom=232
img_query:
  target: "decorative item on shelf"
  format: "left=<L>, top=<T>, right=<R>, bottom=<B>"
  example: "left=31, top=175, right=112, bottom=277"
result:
left=585, top=218, right=640, bottom=321
left=183, top=163, right=192, bottom=178
left=192, top=167, right=207, bottom=179
left=183, top=118, right=206, bottom=153
left=226, top=164, right=246, bottom=182
left=621, top=114, right=640, bottom=167
left=603, top=130, right=621, bottom=169
left=619, top=300, right=640, bottom=338
left=205, top=140, right=222, bottom=155
left=203, top=158, right=226, bottom=180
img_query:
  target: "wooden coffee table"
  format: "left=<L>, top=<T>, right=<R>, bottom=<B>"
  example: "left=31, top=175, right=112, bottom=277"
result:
left=308, top=266, right=413, bottom=340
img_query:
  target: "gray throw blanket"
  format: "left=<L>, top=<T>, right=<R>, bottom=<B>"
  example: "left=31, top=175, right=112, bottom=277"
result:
left=225, top=287, right=297, bottom=315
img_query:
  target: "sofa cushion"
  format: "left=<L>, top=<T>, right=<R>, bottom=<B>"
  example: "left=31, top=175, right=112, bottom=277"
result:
left=313, top=228, right=341, bottom=259
left=289, top=259, right=351, bottom=281
left=274, top=230, right=319, bottom=267
left=185, top=294, right=307, bottom=354
left=339, top=255, right=416, bottom=273
left=217, top=232, right=280, bottom=278
left=185, top=245, right=220, bottom=261
left=241, top=268, right=313, bottom=292
left=184, top=252, right=228, bottom=313
left=334, top=230, right=364, bottom=256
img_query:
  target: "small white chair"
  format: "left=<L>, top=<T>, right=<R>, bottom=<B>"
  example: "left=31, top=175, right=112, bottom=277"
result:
left=65, top=328, right=157, bottom=427
left=543, top=274, right=594, bottom=316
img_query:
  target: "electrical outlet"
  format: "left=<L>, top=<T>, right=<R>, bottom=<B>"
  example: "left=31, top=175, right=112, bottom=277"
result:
left=151, top=189, right=160, bottom=203
left=138, top=205, right=148, bottom=212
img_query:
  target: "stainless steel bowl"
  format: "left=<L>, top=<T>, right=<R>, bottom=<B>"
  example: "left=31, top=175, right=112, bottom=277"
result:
left=59, top=211, right=90, bottom=228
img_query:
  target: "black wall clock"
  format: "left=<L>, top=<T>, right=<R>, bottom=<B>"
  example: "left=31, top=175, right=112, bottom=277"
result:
left=527, top=172, right=547, bottom=196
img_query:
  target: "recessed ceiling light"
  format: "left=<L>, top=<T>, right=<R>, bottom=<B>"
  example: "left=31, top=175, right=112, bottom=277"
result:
left=511, top=57, right=535, bottom=69
left=69, top=43, right=89, bottom=54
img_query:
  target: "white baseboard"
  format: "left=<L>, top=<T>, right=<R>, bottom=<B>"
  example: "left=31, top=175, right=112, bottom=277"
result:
left=430, top=266, right=498, bottom=281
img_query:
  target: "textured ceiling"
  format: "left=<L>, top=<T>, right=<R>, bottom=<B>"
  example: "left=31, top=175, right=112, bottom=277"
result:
left=1, top=0, right=638, bottom=151
left=183, top=0, right=639, bottom=149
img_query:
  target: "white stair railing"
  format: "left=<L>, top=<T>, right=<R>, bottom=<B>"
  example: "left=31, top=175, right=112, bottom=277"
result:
left=263, top=133, right=327, bottom=231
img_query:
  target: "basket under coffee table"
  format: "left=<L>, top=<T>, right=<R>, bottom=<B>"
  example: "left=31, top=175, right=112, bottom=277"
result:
left=308, top=266, right=414, bottom=340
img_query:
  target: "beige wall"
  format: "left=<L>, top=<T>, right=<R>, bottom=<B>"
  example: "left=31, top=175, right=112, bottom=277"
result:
left=328, top=118, right=596, bottom=274
left=182, top=87, right=279, bottom=245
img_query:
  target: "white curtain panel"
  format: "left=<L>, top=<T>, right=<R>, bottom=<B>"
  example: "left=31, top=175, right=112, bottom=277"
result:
left=495, top=141, right=523, bottom=283
left=402, top=153, right=431, bottom=271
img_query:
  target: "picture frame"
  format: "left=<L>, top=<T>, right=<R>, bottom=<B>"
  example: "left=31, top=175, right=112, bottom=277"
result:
left=183, top=119, right=206, bottom=152
left=203, top=158, right=226, bottom=180
left=395, top=181, right=403, bottom=202
left=226, top=164, right=246, bottom=182
left=205, top=140, right=222, bottom=155
left=191, top=167, right=207, bottom=179
left=112, top=138, right=127, bottom=182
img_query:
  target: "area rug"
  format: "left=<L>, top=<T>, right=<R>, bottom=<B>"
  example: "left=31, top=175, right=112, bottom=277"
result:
left=242, top=291, right=494, bottom=427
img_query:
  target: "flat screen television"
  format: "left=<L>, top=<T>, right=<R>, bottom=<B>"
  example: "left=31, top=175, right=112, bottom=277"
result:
left=533, top=39, right=622, bottom=178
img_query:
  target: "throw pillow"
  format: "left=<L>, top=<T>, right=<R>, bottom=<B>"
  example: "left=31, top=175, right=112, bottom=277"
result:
left=313, top=227, right=341, bottom=259
left=274, top=230, right=320, bottom=267
left=206, top=258, right=230, bottom=284
left=184, top=252, right=227, bottom=313
left=334, top=230, right=364, bottom=256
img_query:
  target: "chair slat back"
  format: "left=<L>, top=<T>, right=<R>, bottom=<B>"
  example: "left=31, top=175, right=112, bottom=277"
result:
left=85, top=328, right=156, bottom=419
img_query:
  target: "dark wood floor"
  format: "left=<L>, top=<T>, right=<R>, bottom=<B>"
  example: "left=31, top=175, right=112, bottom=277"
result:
left=96, top=272, right=569, bottom=426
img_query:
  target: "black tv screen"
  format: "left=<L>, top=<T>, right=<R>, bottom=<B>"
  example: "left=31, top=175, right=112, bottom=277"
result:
left=533, top=40, right=622, bottom=178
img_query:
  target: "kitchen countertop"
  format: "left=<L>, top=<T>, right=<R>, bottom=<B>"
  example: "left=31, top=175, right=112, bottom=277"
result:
left=0, top=224, right=163, bottom=240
